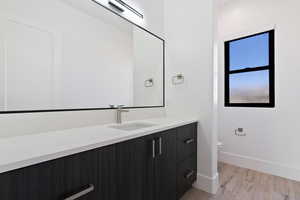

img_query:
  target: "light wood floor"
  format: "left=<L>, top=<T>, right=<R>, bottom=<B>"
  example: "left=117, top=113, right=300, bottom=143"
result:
left=181, top=163, right=300, bottom=200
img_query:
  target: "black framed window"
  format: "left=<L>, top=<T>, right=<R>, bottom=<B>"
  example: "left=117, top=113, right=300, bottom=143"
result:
left=224, top=30, right=275, bottom=107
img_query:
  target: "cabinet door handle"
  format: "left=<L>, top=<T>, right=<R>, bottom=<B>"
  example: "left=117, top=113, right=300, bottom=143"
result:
left=159, top=137, right=162, bottom=155
left=184, top=138, right=195, bottom=144
left=64, top=184, right=94, bottom=200
left=152, top=139, right=156, bottom=158
left=185, top=170, right=195, bottom=180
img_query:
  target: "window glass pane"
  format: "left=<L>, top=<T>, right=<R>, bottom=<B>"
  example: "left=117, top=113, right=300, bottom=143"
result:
left=230, top=70, right=269, bottom=103
left=229, top=33, right=269, bottom=71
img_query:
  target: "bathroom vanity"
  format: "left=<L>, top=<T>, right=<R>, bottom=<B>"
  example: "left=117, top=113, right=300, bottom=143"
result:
left=0, top=119, right=197, bottom=200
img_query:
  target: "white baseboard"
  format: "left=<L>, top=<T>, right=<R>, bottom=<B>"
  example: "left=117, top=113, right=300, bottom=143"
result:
left=193, top=173, right=219, bottom=194
left=219, top=151, right=300, bottom=182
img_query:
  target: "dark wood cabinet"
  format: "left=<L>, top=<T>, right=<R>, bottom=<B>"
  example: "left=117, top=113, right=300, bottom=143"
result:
left=0, top=123, right=197, bottom=200
left=116, top=135, right=155, bottom=200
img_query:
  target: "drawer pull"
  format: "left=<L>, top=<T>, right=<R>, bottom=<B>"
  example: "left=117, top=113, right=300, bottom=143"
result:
left=184, top=138, right=195, bottom=144
left=159, top=137, right=162, bottom=155
left=152, top=139, right=156, bottom=158
left=64, top=184, right=94, bottom=200
left=185, top=170, right=195, bottom=180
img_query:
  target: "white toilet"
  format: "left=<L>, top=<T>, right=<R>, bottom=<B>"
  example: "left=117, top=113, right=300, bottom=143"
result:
left=217, top=142, right=224, bottom=159
left=217, top=142, right=224, bottom=172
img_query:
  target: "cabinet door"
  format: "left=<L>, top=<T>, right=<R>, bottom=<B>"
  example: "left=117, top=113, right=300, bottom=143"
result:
left=116, top=135, right=155, bottom=200
left=154, top=129, right=177, bottom=200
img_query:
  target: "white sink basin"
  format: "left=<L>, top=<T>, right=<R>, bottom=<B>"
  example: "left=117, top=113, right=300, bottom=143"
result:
left=109, top=122, right=157, bottom=131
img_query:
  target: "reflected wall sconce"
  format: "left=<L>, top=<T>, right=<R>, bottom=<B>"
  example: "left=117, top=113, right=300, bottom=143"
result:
left=172, top=74, right=184, bottom=85
left=144, top=78, right=154, bottom=87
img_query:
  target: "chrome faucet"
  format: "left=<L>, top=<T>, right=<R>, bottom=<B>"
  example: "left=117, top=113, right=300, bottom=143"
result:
left=116, top=105, right=129, bottom=124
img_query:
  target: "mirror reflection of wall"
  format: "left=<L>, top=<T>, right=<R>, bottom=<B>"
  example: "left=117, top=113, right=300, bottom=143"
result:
left=0, top=0, right=164, bottom=112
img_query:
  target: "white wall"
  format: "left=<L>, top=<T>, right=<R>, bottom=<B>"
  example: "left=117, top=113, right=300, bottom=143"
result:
left=218, top=0, right=300, bottom=181
left=0, top=0, right=166, bottom=138
left=164, top=0, right=218, bottom=193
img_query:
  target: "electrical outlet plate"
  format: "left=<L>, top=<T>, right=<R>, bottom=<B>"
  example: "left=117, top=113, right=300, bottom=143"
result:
left=235, top=128, right=246, bottom=136
left=237, top=128, right=243, bottom=132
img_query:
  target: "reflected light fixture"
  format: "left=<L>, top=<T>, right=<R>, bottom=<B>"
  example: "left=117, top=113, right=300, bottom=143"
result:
left=113, top=0, right=143, bottom=19
left=108, top=1, right=124, bottom=13
left=92, top=0, right=144, bottom=19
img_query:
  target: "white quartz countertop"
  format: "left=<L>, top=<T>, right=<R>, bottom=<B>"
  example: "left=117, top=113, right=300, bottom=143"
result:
left=0, top=117, right=198, bottom=174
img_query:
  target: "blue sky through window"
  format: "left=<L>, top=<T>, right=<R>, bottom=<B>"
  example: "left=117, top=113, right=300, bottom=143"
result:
left=228, top=32, right=270, bottom=103
left=229, top=33, right=269, bottom=71
left=230, top=70, right=269, bottom=103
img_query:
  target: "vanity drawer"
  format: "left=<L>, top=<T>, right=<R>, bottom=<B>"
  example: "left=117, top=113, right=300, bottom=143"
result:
left=0, top=157, right=65, bottom=200
left=63, top=146, right=116, bottom=200
left=176, top=123, right=197, bottom=163
left=176, top=155, right=197, bottom=199
left=0, top=146, right=116, bottom=200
